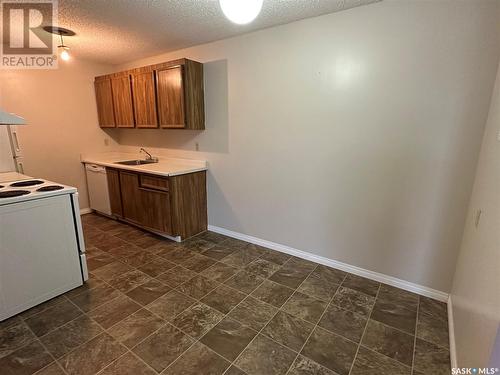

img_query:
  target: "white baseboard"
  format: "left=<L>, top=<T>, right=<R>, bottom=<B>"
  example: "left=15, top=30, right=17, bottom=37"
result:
left=80, top=208, right=93, bottom=215
left=208, top=225, right=449, bottom=302
left=448, top=295, right=458, bottom=368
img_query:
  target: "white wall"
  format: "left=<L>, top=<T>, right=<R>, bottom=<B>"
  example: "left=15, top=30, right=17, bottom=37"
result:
left=450, top=60, right=500, bottom=367
left=0, top=59, right=118, bottom=208
left=113, top=0, right=500, bottom=292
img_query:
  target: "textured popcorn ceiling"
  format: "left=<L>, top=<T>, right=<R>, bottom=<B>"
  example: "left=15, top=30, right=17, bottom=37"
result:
left=56, top=0, right=380, bottom=65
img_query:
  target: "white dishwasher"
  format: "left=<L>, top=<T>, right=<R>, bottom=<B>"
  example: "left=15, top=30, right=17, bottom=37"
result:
left=85, top=163, right=112, bottom=216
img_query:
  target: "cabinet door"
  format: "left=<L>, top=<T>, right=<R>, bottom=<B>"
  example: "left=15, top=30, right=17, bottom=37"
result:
left=106, top=168, right=122, bottom=217
left=111, top=76, right=135, bottom=128
left=119, top=171, right=141, bottom=224
left=137, top=186, right=172, bottom=234
left=156, top=66, right=185, bottom=128
left=184, top=60, right=205, bottom=130
left=119, top=171, right=172, bottom=234
left=132, top=71, right=158, bottom=128
left=169, top=171, right=207, bottom=239
left=94, top=79, right=115, bottom=128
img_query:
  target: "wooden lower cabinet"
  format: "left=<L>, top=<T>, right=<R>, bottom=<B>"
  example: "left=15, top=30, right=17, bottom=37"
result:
left=106, top=168, right=207, bottom=239
left=118, top=172, right=143, bottom=226
left=106, top=168, right=123, bottom=217
left=169, top=171, right=207, bottom=239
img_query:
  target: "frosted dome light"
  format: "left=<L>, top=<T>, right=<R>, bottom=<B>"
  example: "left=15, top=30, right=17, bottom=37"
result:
left=219, top=0, right=264, bottom=25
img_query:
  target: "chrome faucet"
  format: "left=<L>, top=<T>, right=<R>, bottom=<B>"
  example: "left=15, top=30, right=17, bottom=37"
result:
left=140, top=148, right=158, bottom=162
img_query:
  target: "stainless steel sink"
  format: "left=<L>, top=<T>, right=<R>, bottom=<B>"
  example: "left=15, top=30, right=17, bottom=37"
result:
left=115, top=159, right=158, bottom=166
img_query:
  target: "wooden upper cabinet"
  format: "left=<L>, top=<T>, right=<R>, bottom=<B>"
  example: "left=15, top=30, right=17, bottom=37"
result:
left=94, top=58, right=204, bottom=130
left=94, top=79, right=115, bottom=127
left=183, top=59, right=205, bottom=130
left=132, top=71, right=158, bottom=128
left=111, top=75, right=135, bottom=128
left=156, top=66, right=185, bottom=128
left=156, top=60, right=204, bottom=129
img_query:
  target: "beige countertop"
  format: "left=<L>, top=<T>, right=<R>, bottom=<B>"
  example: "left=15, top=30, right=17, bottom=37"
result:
left=81, top=152, right=207, bottom=177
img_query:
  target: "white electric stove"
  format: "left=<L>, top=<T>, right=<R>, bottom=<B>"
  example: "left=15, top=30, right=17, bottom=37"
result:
left=0, top=177, right=88, bottom=321
left=0, top=178, right=77, bottom=203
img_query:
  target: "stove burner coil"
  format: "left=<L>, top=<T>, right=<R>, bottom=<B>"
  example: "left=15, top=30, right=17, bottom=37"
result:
left=10, top=180, right=44, bottom=187
left=36, top=185, right=64, bottom=192
left=0, top=190, right=30, bottom=198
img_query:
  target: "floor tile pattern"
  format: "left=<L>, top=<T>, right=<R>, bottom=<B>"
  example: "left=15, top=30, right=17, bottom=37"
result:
left=0, top=213, right=451, bottom=374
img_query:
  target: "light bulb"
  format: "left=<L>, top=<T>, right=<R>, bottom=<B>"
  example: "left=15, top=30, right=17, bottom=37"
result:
left=219, top=0, right=263, bottom=25
left=59, top=47, right=70, bottom=61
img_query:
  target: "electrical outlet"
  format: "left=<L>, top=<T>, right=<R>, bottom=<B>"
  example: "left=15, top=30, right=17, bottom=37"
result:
left=195, top=142, right=199, bottom=151
left=497, top=130, right=500, bottom=142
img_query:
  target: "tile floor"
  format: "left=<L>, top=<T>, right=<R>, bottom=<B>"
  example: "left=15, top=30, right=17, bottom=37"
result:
left=0, top=213, right=451, bottom=375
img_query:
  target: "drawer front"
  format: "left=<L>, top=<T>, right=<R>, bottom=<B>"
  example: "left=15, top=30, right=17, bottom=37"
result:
left=139, top=174, right=169, bottom=192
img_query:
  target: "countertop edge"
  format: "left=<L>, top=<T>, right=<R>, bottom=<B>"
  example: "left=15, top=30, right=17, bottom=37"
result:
left=81, top=159, right=207, bottom=177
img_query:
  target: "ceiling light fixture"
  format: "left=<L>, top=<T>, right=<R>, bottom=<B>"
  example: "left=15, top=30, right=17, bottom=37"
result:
left=219, top=0, right=263, bottom=25
left=42, top=26, right=76, bottom=61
